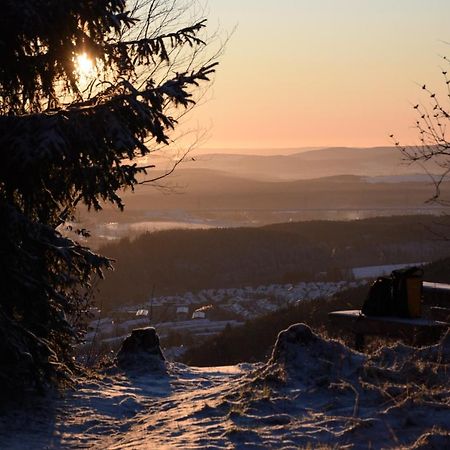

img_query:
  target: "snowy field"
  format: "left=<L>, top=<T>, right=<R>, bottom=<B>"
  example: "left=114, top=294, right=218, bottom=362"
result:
left=1, top=325, right=449, bottom=449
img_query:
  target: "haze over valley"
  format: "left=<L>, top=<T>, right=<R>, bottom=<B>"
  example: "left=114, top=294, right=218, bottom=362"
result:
left=74, top=146, right=450, bottom=246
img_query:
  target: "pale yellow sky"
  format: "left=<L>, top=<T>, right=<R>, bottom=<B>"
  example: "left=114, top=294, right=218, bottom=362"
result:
left=178, top=0, right=450, bottom=152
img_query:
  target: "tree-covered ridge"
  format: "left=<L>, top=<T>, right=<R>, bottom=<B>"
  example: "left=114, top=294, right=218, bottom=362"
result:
left=0, top=0, right=215, bottom=396
left=97, top=215, right=450, bottom=308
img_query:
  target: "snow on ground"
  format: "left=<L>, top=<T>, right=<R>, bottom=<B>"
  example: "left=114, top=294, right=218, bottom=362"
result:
left=1, top=326, right=449, bottom=449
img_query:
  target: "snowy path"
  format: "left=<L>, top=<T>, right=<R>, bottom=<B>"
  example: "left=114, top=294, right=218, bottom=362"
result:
left=1, top=325, right=449, bottom=449
left=0, top=365, right=252, bottom=449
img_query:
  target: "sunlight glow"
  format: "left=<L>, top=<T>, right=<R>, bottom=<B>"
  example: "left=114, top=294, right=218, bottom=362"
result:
left=75, top=53, right=95, bottom=79
left=187, top=0, right=450, bottom=150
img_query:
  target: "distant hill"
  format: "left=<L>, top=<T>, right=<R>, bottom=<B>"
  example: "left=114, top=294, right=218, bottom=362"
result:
left=176, top=146, right=444, bottom=181
left=192, top=146, right=324, bottom=156
left=73, top=146, right=450, bottom=248
left=74, top=167, right=450, bottom=245
left=86, top=167, right=448, bottom=217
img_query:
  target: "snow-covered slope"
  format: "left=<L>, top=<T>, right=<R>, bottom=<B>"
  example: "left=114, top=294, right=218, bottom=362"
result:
left=1, top=325, right=449, bottom=449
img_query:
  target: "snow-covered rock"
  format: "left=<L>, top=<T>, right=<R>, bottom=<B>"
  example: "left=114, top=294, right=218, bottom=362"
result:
left=116, top=327, right=165, bottom=371
left=268, top=323, right=363, bottom=383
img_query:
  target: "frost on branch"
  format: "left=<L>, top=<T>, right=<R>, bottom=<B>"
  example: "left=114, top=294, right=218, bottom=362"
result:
left=0, top=0, right=216, bottom=397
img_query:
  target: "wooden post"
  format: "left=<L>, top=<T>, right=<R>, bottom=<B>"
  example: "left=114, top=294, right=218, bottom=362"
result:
left=355, top=333, right=365, bottom=352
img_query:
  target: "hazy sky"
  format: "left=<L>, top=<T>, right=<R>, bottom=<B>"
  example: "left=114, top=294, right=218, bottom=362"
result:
left=182, top=0, right=450, bottom=151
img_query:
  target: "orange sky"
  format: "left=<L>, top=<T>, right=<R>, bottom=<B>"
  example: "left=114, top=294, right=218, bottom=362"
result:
left=175, top=0, right=450, bottom=153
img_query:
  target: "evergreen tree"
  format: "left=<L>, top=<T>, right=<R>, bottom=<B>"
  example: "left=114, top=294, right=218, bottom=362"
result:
left=0, top=0, right=216, bottom=395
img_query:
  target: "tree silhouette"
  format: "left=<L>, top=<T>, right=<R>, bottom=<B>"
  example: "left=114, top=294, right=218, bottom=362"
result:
left=392, top=56, right=450, bottom=205
left=0, top=0, right=216, bottom=395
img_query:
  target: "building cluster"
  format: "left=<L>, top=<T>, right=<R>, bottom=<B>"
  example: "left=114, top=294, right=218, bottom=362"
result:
left=81, top=280, right=364, bottom=359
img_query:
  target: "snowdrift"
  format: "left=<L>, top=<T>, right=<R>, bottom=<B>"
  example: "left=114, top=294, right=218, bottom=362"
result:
left=221, top=324, right=450, bottom=449
left=0, top=324, right=449, bottom=449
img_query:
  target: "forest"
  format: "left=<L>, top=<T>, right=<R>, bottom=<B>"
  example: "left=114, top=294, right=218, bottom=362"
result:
left=97, top=214, right=450, bottom=308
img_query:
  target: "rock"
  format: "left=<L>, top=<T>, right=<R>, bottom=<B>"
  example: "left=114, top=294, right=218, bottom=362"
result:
left=267, top=323, right=363, bottom=383
left=116, top=327, right=165, bottom=371
left=269, top=323, right=319, bottom=364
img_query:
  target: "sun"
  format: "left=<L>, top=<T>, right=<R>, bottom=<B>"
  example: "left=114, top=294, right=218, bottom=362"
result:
left=75, top=53, right=94, bottom=78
